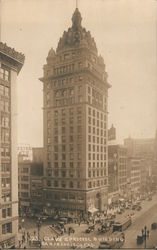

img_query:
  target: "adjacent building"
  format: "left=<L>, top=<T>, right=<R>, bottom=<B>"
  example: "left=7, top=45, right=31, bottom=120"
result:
left=18, top=147, right=44, bottom=215
left=108, top=144, right=127, bottom=202
left=124, top=137, right=154, bottom=160
left=18, top=159, right=31, bottom=215
left=40, top=8, right=110, bottom=218
left=0, top=42, right=24, bottom=248
left=124, top=137, right=156, bottom=193
left=127, top=157, right=141, bottom=199
left=152, top=130, right=157, bottom=186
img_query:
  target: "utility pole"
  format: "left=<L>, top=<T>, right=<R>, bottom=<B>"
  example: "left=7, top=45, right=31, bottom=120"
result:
left=141, top=225, right=149, bottom=248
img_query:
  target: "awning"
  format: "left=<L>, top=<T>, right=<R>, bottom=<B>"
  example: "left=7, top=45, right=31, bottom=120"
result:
left=119, top=198, right=125, bottom=202
left=88, top=207, right=98, bottom=214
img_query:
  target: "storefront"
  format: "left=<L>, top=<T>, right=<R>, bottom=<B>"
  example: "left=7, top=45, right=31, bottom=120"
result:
left=0, top=236, right=16, bottom=249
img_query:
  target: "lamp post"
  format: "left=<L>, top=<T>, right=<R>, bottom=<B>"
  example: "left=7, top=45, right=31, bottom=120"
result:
left=37, top=217, right=42, bottom=248
left=142, top=225, right=149, bottom=248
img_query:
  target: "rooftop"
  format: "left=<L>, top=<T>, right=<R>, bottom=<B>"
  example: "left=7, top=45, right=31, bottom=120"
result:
left=0, top=42, right=25, bottom=72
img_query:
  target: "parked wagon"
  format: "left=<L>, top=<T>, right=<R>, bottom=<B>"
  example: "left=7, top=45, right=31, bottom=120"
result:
left=136, top=235, right=143, bottom=245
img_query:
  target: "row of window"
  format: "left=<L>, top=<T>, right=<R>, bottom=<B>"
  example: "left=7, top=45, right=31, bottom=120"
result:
left=55, top=88, right=74, bottom=98
left=47, top=180, right=80, bottom=189
left=88, top=169, right=106, bottom=178
left=88, top=126, right=106, bottom=135
left=53, top=144, right=81, bottom=152
left=19, top=192, right=29, bottom=198
left=53, top=115, right=82, bottom=127
left=54, top=107, right=82, bottom=117
left=31, top=190, right=42, bottom=197
left=47, top=169, right=81, bottom=178
left=19, top=184, right=29, bottom=189
left=54, top=63, right=75, bottom=76
left=88, top=162, right=106, bottom=168
left=19, top=176, right=29, bottom=181
left=88, top=135, right=106, bottom=144
left=52, top=162, right=82, bottom=169
left=45, top=191, right=84, bottom=201
left=46, top=75, right=83, bottom=90
left=88, top=107, right=106, bottom=121
left=54, top=126, right=82, bottom=135
left=88, top=117, right=106, bottom=129
left=53, top=135, right=83, bottom=144
left=52, top=153, right=82, bottom=161
left=88, top=144, right=106, bottom=152
left=19, top=167, right=29, bottom=174
left=53, top=96, right=83, bottom=107
left=88, top=179, right=107, bottom=189
left=88, top=153, right=106, bottom=161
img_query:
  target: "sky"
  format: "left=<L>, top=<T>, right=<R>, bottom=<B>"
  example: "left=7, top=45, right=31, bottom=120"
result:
left=1, top=0, right=157, bottom=147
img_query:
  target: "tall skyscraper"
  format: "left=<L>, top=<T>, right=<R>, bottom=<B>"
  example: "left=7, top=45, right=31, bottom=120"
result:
left=41, top=8, right=110, bottom=217
left=0, top=42, right=24, bottom=248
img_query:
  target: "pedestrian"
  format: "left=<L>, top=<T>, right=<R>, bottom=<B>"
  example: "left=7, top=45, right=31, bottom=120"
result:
left=34, top=230, right=36, bottom=236
left=29, top=240, right=31, bottom=247
left=19, top=241, right=21, bottom=248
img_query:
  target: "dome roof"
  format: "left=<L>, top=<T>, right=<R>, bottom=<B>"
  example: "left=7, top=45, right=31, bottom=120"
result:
left=56, top=8, right=97, bottom=54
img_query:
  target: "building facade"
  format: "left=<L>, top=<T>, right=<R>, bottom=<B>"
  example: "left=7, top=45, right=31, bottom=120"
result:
left=108, top=145, right=127, bottom=200
left=124, top=137, right=156, bottom=193
left=18, top=148, right=44, bottom=215
left=124, top=137, right=155, bottom=159
left=18, top=160, right=31, bottom=215
left=127, top=157, right=141, bottom=194
left=0, top=42, right=24, bottom=248
left=40, top=8, right=110, bottom=217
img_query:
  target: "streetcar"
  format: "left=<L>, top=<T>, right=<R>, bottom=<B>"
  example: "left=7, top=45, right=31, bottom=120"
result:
left=112, top=217, right=132, bottom=232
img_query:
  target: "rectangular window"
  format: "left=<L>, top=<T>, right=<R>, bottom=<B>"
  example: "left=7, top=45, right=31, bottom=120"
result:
left=88, top=182, right=92, bottom=188
left=54, top=181, right=58, bottom=187
left=2, top=209, right=6, bottom=218
left=62, top=162, right=66, bottom=168
left=0, top=67, right=10, bottom=82
left=2, top=223, right=12, bottom=234
left=4, top=87, right=9, bottom=97
left=88, top=171, right=91, bottom=178
left=70, top=162, right=73, bottom=168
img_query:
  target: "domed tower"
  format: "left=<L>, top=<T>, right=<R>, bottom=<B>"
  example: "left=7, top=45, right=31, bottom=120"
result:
left=40, top=7, right=111, bottom=217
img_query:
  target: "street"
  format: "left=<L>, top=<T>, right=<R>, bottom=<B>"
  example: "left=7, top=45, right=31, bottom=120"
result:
left=123, top=196, right=157, bottom=248
left=19, top=193, right=157, bottom=248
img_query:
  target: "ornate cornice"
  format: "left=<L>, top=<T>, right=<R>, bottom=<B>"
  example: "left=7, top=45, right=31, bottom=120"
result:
left=0, top=42, right=25, bottom=65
